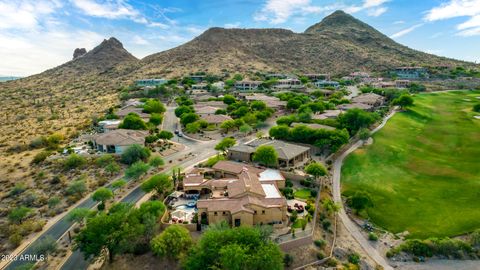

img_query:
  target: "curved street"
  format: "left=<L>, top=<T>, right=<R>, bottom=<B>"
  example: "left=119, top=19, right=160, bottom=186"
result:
left=332, top=109, right=397, bottom=270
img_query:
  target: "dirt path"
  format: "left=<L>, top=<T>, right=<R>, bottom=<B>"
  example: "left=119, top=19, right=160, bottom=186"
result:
left=331, top=109, right=398, bottom=270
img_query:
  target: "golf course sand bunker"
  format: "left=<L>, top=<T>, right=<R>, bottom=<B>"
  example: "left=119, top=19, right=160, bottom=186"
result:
left=341, top=90, right=480, bottom=239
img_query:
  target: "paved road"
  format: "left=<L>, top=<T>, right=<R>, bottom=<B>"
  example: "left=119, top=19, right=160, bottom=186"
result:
left=332, top=110, right=397, bottom=270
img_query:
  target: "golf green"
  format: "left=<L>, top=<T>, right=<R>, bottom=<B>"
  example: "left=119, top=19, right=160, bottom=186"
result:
left=341, top=90, right=480, bottom=239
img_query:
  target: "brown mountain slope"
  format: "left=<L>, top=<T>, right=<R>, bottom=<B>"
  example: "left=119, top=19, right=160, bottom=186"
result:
left=0, top=38, right=138, bottom=181
left=135, top=10, right=472, bottom=78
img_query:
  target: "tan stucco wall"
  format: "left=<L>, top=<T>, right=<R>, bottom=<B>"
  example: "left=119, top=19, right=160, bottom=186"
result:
left=227, top=150, right=251, bottom=162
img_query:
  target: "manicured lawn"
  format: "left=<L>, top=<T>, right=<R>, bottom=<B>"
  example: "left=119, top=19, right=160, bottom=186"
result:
left=294, top=188, right=312, bottom=200
left=342, top=90, right=480, bottom=239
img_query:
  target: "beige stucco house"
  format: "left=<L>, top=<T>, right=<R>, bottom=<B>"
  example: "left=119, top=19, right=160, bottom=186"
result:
left=183, top=160, right=287, bottom=227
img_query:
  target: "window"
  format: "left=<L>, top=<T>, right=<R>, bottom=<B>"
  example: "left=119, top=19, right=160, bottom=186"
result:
left=262, top=210, right=266, bottom=215
left=214, top=212, right=217, bottom=216
left=222, top=211, right=226, bottom=215
left=254, top=210, right=257, bottom=215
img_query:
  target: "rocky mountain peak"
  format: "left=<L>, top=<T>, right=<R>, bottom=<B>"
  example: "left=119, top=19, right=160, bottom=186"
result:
left=73, top=48, right=87, bottom=59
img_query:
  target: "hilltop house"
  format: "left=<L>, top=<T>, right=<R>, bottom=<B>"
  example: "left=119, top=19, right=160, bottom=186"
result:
left=135, top=79, right=168, bottom=88
left=183, top=160, right=287, bottom=227
left=314, top=80, right=340, bottom=89
left=190, top=75, right=205, bottom=83
left=228, top=139, right=311, bottom=169
left=273, top=78, right=303, bottom=90
left=93, top=129, right=148, bottom=154
left=303, top=74, right=330, bottom=81
left=394, top=67, right=429, bottom=79
left=234, top=80, right=262, bottom=91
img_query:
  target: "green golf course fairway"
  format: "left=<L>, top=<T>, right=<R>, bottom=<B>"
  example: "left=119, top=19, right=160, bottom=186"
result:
left=341, top=90, right=480, bottom=239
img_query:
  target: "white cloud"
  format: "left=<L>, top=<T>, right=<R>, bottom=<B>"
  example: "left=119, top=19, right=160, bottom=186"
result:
left=148, top=22, right=169, bottom=29
left=425, top=0, right=480, bottom=36
left=0, top=0, right=62, bottom=30
left=393, top=20, right=405, bottom=24
left=132, top=35, right=149, bottom=45
left=253, top=0, right=339, bottom=24
left=71, top=0, right=138, bottom=19
left=367, top=7, right=388, bottom=17
left=345, top=0, right=389, bottom=17
left=0, top=29, right=104, bottom=76
left=224, top=22, right=241, bottom=28
left=390, top=23, right=424, bottom=38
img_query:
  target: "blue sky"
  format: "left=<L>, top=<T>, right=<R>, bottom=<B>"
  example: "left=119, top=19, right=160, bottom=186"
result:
left=1, top=0, right=480, bottom=76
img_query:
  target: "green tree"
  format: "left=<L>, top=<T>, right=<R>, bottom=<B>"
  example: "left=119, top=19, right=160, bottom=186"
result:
left=64, top=153, right=86, bottom=170
left=158, top=130, right=173, bottom=140
left=8, top=206, right=32, bottom=224
left=251, top=100, right=267, bottom=111
left=347, top=191, right=373, bottom=213
left=358, top=128, right=370, bottom=140
left=233, top=74, right=243, bottom=81
left=125, top=161, right=150, bottom=180
left=149, top=113, right=163, bottom=126
left=181, top=113, right=199, bottom=126
left=223, top=94, right=236, bottom=105
left=269, top=125, right=290, bottom=139
left=322, top=199, right=340, bottom=215
left=141, top=174, right=172, bottom=198
left=118, top=113, right=148, bottom=130
left=67, top=208, right=93, bottom=225
left=175, top=105, right=194, bottom=117
left=215, top=137, right=236, bottom=152
left=338, top=108, right=377, bottom=135
left=149, top=156, right=165, bottom=167
left=239, top=124, right=253, bottom=135
left=392, top=94, right=414, bottom=109
left=185, top=122, right=201, bottom=133
left=305, top=162, right=327, bottom=182
left=143, top=99, right=166, bottom=114
left=182, top=223, right=283, bottom=270
left=92, top=187, right=114, bottom=209
left=253, top=145, right=278, bottom=167
left=472, top=103, right=480, bottom=112
left=287, top=99, right=302, bottom=110
left=121, top=144, right=151, bottom=165
left=74, top=202, right=165, bottom=262
left=151, top=225, right=193, bottom=259
left=220, top=120, right=236, bottom=133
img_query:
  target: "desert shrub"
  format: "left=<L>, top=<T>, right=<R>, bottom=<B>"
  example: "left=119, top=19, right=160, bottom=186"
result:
left=32, top=236, right=57, bottom=256
left=63, top=154, right=86, bottom=170
left=125, top=161, right=150, bottom=180
left=31, top=151, right=51, bottom=164
left=158, top=130, right=173, bottom=140
left=9, top=183, right=27, bottom=196
left=348, top=252, right=360, bottom=264
left=369, top=232, right=379, bottom=241
left=9, top=233, right=23, bottom=247
left=314, top=239, right=326, bottom=248
left=317, top=251, right=326, bottom=260
left=284, top=253, right=294, bottom=267
left=96, top=154, right=115, bottom=167
left=121, top=144, right=151, bottom=165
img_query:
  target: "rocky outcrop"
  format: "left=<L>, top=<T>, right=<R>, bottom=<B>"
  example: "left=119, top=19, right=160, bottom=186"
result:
left=73, top=48, right=87, bottom=59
